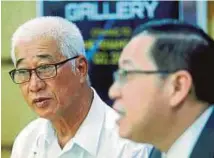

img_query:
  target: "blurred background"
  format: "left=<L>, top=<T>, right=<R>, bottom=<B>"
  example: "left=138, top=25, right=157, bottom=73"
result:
left=1, top=1, right=214, bottom=157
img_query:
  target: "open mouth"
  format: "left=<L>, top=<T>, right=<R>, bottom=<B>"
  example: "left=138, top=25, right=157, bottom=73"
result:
left=33, top=97, right=51, bottom=108
left=113, top=102, right=126, bottom=117
left=115, top=109, right=126, bottom=117
left=114, top=108, right=127, bottom=126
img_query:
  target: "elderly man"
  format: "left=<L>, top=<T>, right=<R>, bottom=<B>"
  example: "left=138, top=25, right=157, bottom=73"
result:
left=109, top=19, right=214, bottom=158
left=9, top=16, right=151, bottom=158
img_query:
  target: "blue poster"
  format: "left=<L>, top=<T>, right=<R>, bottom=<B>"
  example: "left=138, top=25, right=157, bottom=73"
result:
left=38, top=1, right=179, bottom=105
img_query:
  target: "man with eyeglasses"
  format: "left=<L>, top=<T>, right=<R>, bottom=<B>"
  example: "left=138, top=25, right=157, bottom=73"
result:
left=9, top=17, right=152, bottom=158
left=109, top=19, right=214, bottom=158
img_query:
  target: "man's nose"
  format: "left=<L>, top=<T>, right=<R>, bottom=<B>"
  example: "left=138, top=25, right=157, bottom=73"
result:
left=108, top=82, right=121, bottom=100
left=28, top=72, right=45, bottom=92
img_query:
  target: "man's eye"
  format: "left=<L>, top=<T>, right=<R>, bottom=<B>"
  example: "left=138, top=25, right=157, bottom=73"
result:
left=37, top=65, right=55, bottom=73
left=16, top=69, right=29, bottom=75
left=38, top=65, right=52, bottom=70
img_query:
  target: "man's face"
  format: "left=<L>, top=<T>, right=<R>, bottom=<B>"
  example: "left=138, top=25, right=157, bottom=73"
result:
left=14, top=37, right=83, bottom=120
left=109, top=35, right=170, bottom=143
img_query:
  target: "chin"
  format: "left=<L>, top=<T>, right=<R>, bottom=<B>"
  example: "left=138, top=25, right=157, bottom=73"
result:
left=131, top=130, right=150, bottom=144
left=118, top=127, right=133, bottom=140
left=36, top=110, right=55, bottom=120
left=119, top=126, right=144, bottom=143
left=37, top=113, right=50, bottom=119
left=130, top=136, right=144, bottom=143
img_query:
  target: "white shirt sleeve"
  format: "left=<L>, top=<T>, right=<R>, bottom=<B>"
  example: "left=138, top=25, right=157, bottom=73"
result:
left=119, top=142, right=153, bottom=158
left=10, top=136, right=21, bottom=158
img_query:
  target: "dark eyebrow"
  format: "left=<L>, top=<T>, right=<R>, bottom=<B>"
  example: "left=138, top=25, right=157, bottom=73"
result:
left=16, top=58, right=24, bottom=67
left=16, top=54, right=55, bottom=68
left=36, top=54, right=54, bottom=60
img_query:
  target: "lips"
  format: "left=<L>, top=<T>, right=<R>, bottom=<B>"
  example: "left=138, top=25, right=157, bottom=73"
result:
left=33, top=97, right=50, bottom=103
left=32, top=97, right=51, bottom=108
left=114, top=107, right=127, bottom=126
left=114, top=108, right=126, bottom=116
left=113, top=103, right=126, bottom=117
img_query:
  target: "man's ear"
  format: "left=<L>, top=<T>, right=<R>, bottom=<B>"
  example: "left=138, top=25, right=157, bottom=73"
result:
left=75, top=55, right=88, bottom=83
left=168, top=70, right=192, bottom=108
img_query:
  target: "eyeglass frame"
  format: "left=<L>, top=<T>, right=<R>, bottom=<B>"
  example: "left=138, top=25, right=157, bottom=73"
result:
left=113, top=69, right=177, bottom=86
left=9, top=56, right=79, bottom=84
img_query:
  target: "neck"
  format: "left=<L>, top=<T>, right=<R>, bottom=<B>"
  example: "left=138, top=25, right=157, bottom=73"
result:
left=156, top=101, right=209, bottom=152
left=51, top=86, right=94, bottom=148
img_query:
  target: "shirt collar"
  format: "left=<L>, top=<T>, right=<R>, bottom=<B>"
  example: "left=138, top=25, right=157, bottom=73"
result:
left=166, top=106, right=214, bottom=158
left=39, top=88, right=105, bottom=157
left=72, top=88, right=105, bottom=156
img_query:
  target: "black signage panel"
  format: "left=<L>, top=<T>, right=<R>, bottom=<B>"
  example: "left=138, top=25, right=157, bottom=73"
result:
left=39, top=1, right=179, bottom=105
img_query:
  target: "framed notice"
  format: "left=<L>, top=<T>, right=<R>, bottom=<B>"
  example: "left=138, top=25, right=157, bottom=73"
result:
left=38, top=1, right=179, bottom=106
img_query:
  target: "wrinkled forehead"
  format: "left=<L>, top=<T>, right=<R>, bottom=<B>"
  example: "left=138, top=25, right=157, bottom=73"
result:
left=14, top=37, right=63, bottom=67
left=119, top=34, right=156, bottom=69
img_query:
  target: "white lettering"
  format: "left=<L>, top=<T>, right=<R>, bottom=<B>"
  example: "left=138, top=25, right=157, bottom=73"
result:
left=144, top=1, right=159, bottom=18
left=65, top=1, right=160, bottom=21
left=80, top=3, right=96, bottom=21
left=65, top=3, right=79, bottom=21
left=117, top=2, right=133, bottom=20
left=131, top=2, right=145, bottom=19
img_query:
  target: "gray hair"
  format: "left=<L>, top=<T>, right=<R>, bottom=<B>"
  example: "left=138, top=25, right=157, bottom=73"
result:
left=11, top=16, right=90, bottom=85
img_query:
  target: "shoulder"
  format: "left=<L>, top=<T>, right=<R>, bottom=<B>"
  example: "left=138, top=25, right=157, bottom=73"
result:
left=92, top=88, right=120, bottom=127
left=104, top=103, right=120, bottom=126
left=15, top=118, right=48, bottom=141
left=101, top=102, right=153, bottom=157
left=91, top=88, right=153, bottom=157
left=11, top=118, right=48, bottom=157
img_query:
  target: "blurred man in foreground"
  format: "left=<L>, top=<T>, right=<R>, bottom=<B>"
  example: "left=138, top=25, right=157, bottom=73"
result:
left=109, top=19, right=214, bottom=158
left=9, top=16, right=151, bottom=158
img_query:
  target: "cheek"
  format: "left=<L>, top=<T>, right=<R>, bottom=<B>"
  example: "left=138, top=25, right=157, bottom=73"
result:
left=50, top=80, right=71, bottom=105
left=123, top=80, right=159, bottom=122
left=50, top=70, right=80, bottom=105
left=19, top=84, right=30, bottom=103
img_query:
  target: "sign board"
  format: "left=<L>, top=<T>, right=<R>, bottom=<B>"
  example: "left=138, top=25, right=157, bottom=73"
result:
left=38, top=0, right=179, bottom=105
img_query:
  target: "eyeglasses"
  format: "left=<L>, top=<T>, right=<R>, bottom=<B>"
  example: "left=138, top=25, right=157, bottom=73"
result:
left=113, top=69, right=175, bottom=86
left=9, top=56, right=79, bottom=84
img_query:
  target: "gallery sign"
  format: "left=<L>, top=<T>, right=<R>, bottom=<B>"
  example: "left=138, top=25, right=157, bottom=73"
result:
left=38, top=1, right=179, bottom=105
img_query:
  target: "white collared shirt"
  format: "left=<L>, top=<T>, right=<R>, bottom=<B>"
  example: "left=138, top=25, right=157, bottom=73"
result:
left=162, top=106, right=214, bottom=158
left=11, top=89, right=152, bottom=158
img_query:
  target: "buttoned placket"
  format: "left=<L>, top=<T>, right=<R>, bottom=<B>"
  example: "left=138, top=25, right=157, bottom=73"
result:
left=29, top=135, right=48, bottom=158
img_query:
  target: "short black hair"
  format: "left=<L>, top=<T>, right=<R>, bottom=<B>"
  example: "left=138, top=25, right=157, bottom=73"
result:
left=132, top=19, right=214, bottom=104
